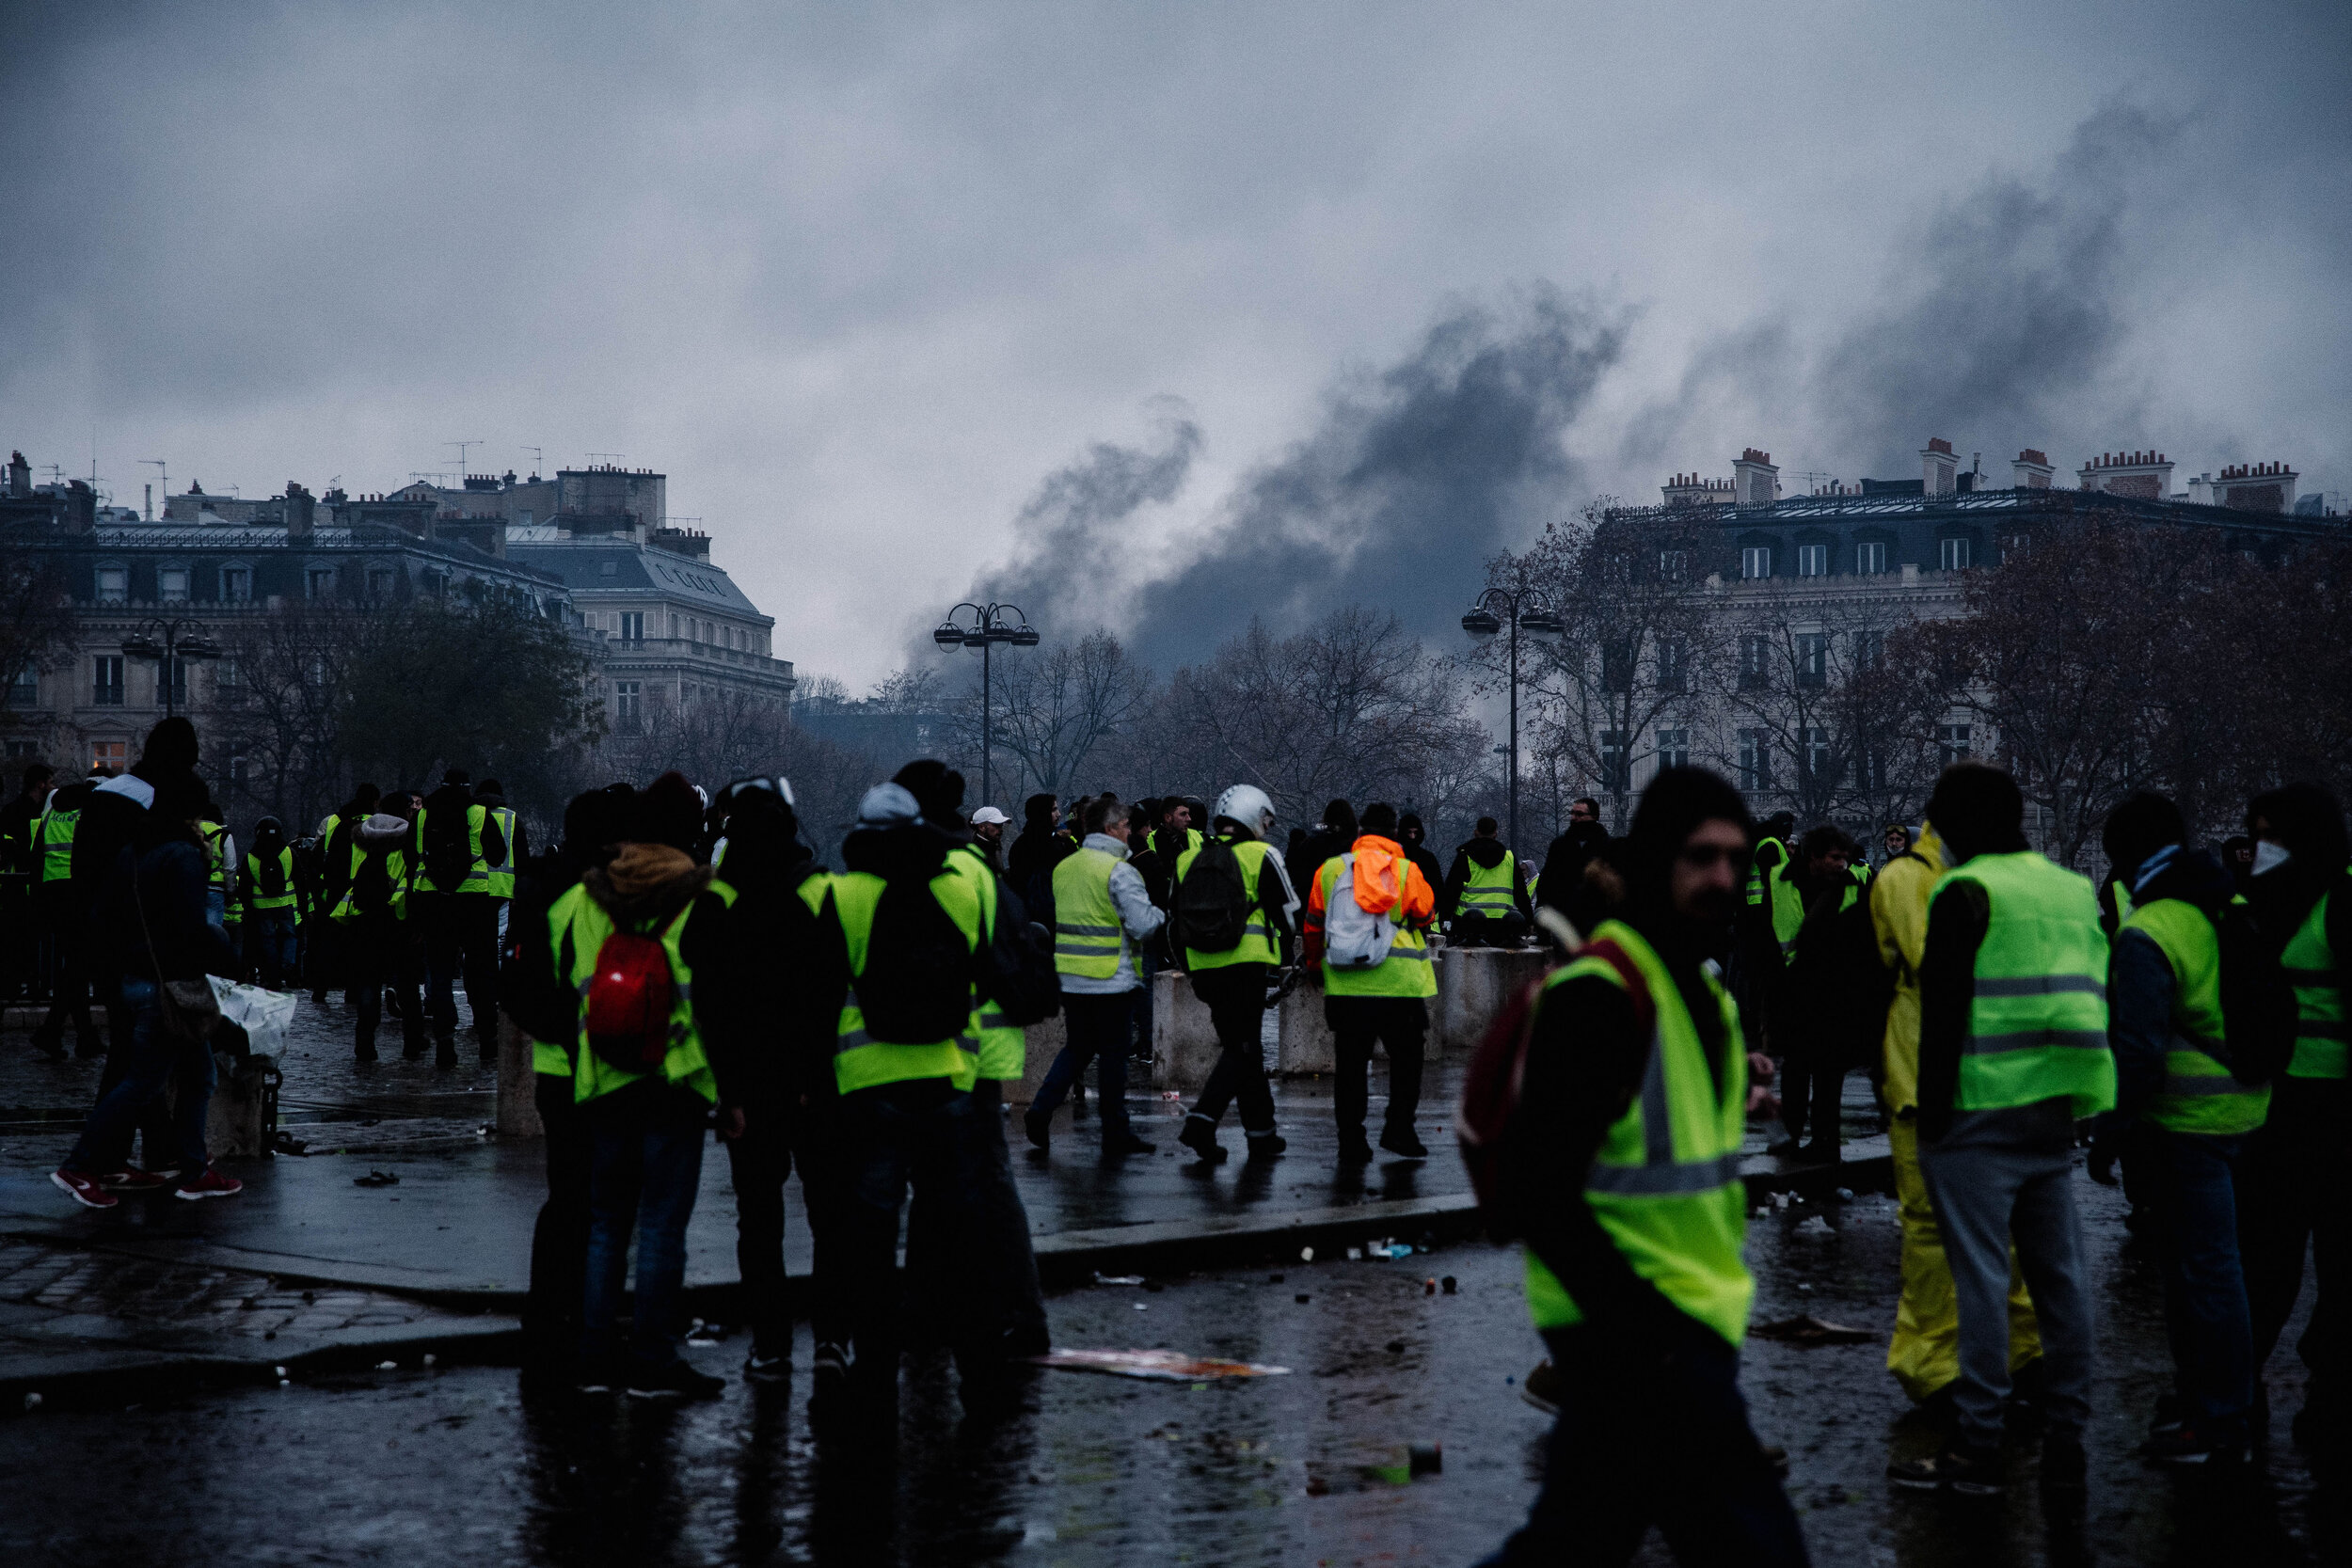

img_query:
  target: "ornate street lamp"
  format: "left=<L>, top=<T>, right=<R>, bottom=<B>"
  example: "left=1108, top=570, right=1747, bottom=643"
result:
left=120, top=617, right=223, bottom=720
left=932, top=602, right=1039, bottom=809
left=1462, top=587, right=1561, bottom=849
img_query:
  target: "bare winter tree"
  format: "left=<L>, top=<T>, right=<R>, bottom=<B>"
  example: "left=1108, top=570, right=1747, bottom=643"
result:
left=0, top=518, right=79, bottom=745
left=969, top=628, right=1152, bottom=806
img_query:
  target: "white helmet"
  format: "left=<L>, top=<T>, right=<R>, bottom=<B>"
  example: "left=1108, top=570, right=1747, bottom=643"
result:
left=1212, top=784, right=1277, bottom=838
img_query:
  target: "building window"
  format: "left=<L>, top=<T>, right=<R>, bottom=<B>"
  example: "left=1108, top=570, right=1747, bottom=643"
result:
left=1659, top=548, right=1690, bottom=583
left=91, top=740, right=127, bottom=775
left=1657, top=639, right=1687, bottom=694
left=1656, top=728, right=1690, bottom=771
left=1803, top=726, right=1835, bottom=783
left=1939, top=536, right=1972, bottom=571
left=1737, top=729, right=1771, bottom=791
left=614, top=680, right=641, bottom=732
left=1600, top=640, right=1633, bottom=693
left=93, top=656, right=124, bottom=706
left=1860, top=747, right=1889, bottom=791
left=95, top=567, right=129, bottom=606
left=2000, top=533, right=2029, bottom=563
left=1741, top=546, right=1773, bottom=580
left=1797, top=632, right=1828, bottom=688
left=8, top=663, right=36, bottom=705
left=1599, top=731, right=1630, bottom=793
left=620, top=611, right=644, bottom=641
left=367, top=567, right=394, bottom=599
left=307, top=566, right=336, bottom=600
left=1854, top=629, right=1885, bottom=670
left=221, top=566, right=252, bottom=603
left=228, top=746, right=247, bottom=792
left=1938, top=724, right=1972, bottom=766
left=167, top=657, right=189, bottom=711
left=215, top=657, right=242, bottom=705
left=158, top=566, right=190, bottom=603
left=1796, top=543, right=1827, bottom=578
left=669, top=614, right=680, bottom=638
left=1855, top=541, right=1886, bottom=575
left=1739, top=634, right=1769, bottom=690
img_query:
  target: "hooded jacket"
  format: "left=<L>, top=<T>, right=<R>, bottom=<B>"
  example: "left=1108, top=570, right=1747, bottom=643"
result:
left=411, top=782, right=507, bottom=897
left=2102, top=845, right=2238, bottom=1118
left=1871, top=822, right=1947, bottom=1116
left=1443, top=835, right=1534, bottom=923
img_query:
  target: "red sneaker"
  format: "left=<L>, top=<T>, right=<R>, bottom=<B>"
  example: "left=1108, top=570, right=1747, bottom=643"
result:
left=96, top=1167, right=174, bottom=1192
left=173, top=1166, right=244, bottom=1201
left=51, top=1168, right=119, bottom=1210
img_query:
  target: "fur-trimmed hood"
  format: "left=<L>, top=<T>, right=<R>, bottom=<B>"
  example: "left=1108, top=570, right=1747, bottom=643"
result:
left=584, top=842, right=714, bottom=925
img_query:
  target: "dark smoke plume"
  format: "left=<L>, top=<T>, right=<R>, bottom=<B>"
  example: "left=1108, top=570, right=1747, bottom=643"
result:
left=1123, top=286, right=1625, bottom=672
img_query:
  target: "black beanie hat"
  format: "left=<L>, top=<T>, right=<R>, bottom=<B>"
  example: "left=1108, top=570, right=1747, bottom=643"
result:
left=2102, top=791, right=2185, bottom=881
left=1359, top=802, right=1398, bottom=836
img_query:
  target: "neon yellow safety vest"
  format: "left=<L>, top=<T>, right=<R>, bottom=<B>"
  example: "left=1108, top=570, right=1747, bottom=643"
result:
left=413, top=804, right=491, bottom=895
left=36, top=800, right=78, bottom=883
left=1457, top=848, right=1518, bottom=919
left=824, top=863, right=990, bottom=1094
left=1317, top=853, right=1436, bottom=999
left=1053, top=847, right=1128, bottom=980
left=1767, top=857, right=1805, bottom=960
left=1933, top=850, right=2116, bottom=1117
left=2122, top=898, right=2268, bottom=1135
left=1744, top=836, right=1786, bottom=911
left=2281, top=881, right=2345, bottom=1080
left=1175, top=835, right=1280, bottom=970
left=557, top=879, right=736, bottom=1106
left=950, top=844, right=1025, bottom=1080
left=484, top=806, right=518, bottom=898
left=1523, top=919, right=1753, bottom=1347
left=330, top=845, right=408, bottom=925
left=244, top=847, right=300, bottom=913
left=2105, top=877, right=2135, bottom=942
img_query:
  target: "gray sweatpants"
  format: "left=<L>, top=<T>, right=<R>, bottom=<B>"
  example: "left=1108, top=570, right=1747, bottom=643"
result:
left=1917, top=1099, right=2095, bottom=1446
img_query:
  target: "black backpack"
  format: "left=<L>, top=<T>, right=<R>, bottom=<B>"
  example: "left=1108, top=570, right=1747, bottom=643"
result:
left=976, top=858, right=1061, bottom=1026
left=1176, top=836, right=1253, bottom=953
left=840, top=860, right=980, bottom=1045
left=2217, top=895, right=2307, bottom=1086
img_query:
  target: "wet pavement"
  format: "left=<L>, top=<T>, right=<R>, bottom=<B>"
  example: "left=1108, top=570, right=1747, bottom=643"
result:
left=2, top=1174, right=2337, bottom=1567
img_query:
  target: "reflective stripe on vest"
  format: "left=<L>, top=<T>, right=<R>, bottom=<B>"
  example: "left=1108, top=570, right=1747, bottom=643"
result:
left=484, top=806, right=518, bottom=898
left=560, top=879, right=736, bottom=1105
left=825, top=863, right=988, bottom=1094
left=1457, top=848, right=1518, bottom=917
left=1522, top=919, right=1753, bottom=1347
left=1319, top=854, right=1436, bottom=999
left=413, top=805, right=491, bottom=895
left=2282, top=885, right=2345, bottom=1079
left=37, top=803, right=78, bottom=883
left=1053, top=846, right=1128, bottom=980
left=200, top=823, right=231, bottom=893
left=1175, top=835, right=1279, bottom=970
left=245, top=847, right=300, bottom=911
left=953, top=845, right=1025, bottom=1079
left=2124, top=897, right=2268, bottom=1135
left=330, top=845, right=408, bottom=924
left=1935, top=850, right=2116, bottom=1117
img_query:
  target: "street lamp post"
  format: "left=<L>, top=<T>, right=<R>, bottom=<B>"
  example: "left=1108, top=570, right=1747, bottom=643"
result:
left=931, top=602, right=1039, bottom=810
left=120, top=617, right=224, bottom=721
left=1461, top=585, right=1561, bottom=850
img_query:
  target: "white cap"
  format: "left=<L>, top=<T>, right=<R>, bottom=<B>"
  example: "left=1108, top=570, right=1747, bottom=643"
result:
left=970, top=806, right=1010, bottom=826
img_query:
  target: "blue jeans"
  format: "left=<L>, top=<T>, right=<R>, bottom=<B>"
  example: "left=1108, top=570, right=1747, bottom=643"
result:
left=248, top=908, right=299, bottom=989
left=67, top=977, right=213, bottom=1177
left=2152, top=1127, right=2255, bottom=1427
left=1033, top=991, right=1136, bottom=1140
left=580, top=1084, right=710, bottom=1370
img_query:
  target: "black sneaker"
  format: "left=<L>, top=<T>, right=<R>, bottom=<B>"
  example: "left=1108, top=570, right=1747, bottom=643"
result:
left=2143, top=1420, right=2251, bottom=1466
left=1244, top=1131, right=1286, bottom=1161
left=32, top=1036, right=67, bottom=1062
left=434, top=1037, right=458, bottom=1069
left=1520, top=1357, right=1561, bottom=1416
left=1380, top=1127, right=1430, bottom=1160
left=1338, top=1133, right=1375, bottom=1164
left=574, top=1357, right=622, bottom=1395
left=743, top=1351, right=791, bottom=1385
left=356, top=1041, right=378, bottom=1063
left=812, top=1340, right=850, bottom=1387
left=2147, top=1392, right=2184, bottom=1436
left=626, top=1358, right=725, bottom=1399
left=1889, top=1441, right=2004, bottom=1495
left=1178, top=1117, right=1227, bottom=1164
left=1103, top=1132, right=1154, bottom=1156
left=1023, top=1107, right=1051, bottom=1151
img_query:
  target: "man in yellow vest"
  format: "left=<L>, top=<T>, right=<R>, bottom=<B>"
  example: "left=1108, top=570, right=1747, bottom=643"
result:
left=2236, top=781, right=2348, bottom=1453
left=29, top=770, right=103, bottom=1059
left=410, top=767, right=507, bottom=1067
left=1172, top=784, right=1298, bottom=1164
left=309, top=784, right=378, bottom=1006
left=240, top=816, right=303, bottom=990
left=1483, top=767, right=1804, bottom=1565
left=330, top=812, right=417, bottom=1061
left=1891, top=764, right=2110, bottom=1497
left=2090, top=792, right=2269, bottom=1465
left=1026, top=795, right=1164, bottom=1156
left=1302, top=801, right=1437, bottom=1164
left=1872, top=813, right=2041, bottom=1416
left=1444, top=816, right=1533, bottom=947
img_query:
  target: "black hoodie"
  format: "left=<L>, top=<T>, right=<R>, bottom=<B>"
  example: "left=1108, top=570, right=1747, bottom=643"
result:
left=2102, top=846, right=2238, bottom=1120
left=1443, top=835, right=1534, bottom=923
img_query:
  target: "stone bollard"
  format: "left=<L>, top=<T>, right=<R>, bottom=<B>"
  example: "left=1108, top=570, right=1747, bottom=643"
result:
left=1151, top=968, right=1224, bottom=1092
left=1008, top=1013, right=1066, bottom=1108
left=1438, top=945, right=1553, bottom=1050
left=1276, top=981, right=1337, bottom=1075
left=496, top=1015, right=543, bottom=1139
left=195, top=1051, right=279, bottom=1158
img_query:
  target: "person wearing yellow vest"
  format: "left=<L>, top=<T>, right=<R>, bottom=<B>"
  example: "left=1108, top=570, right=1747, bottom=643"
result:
left=2089, top=794, right=2268, bottom=1466
left=1302, top=801, right=1437, bottom=1164
left=1443, top=816, right=1533, bottom=947
left=330, top=813, right=419, bottom=1061
left=1871, top=816, right=2042, bottom=1414
left=1172, top=784, right=1299, bottom=1165
left=2236, top=781, right=2349, bottom=1454
left=199, top=814, right=236, bottom=938
left=308, top=783, right=379, bottom=1006
left=1482, top=767, right=1805, bottom=1566
left=0, top=763, right=52, bottom=1011
left=1891, top=764, right=2111, bottom=1497
left=410, top=768, right=507, bottom=1067
left=239, top=816, right=303, bottom=990
left=29, top=772, right=103, bottom=1059
left=1776, top=825, right=1870, bottom=1163
left=1025, top=795, right=1165, bottom=1156
left=804, top=780, right=1011, bottom=1405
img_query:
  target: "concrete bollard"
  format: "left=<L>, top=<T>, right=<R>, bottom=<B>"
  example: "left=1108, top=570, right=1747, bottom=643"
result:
left=1008, top=1013, right=1066, bottom=1108
left=195, top=1051, right=279, bottom=1158
left=1151, top=968, right=1224, bottom=1092
left=1438, top=945, right=1552, bottom=1050
left=496, top=1016, right=543, bottom=1139
left=1276, top=981, right=1338, bottom=1075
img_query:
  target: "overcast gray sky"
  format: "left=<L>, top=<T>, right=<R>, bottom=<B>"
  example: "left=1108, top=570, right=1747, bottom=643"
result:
left=5, top=1, right=2347, bottom=685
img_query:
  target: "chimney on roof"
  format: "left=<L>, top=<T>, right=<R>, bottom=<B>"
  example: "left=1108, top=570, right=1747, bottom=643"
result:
left=2212, top=461, right=2297, bottom=513
left=5, top=451, right=27, bottom=499
left=2075, top=449, right=2173, bottom=500
left=1731, top=448, right=1778, bottom=508
left=2011, top=449, right=2055, bottom=489
left=64, top=479, right=95, bottom=533
left=284, top=481, right=315, bottom=540
left=1921, top=437, right=1958, bottom=497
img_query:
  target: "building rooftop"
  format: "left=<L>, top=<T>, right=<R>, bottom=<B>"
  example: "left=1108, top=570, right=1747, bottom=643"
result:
left=507, top=537, right=767, bottom=620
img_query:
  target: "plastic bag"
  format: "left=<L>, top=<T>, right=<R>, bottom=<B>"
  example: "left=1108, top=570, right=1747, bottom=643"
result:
left=209, top=975, right=296, bottom=1057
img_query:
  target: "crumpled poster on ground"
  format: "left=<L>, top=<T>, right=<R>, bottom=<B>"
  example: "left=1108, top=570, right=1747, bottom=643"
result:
left=1032, top=1349, right=1292, bottom=1380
